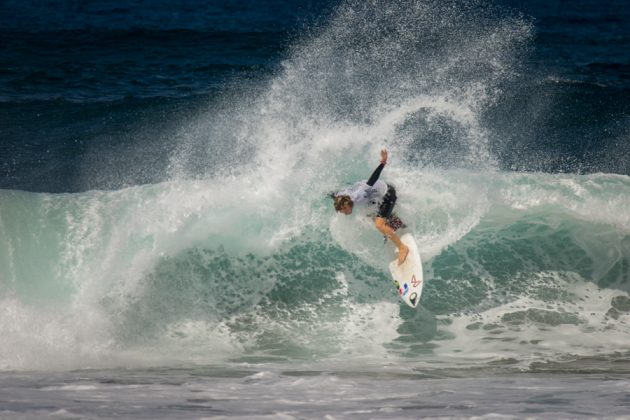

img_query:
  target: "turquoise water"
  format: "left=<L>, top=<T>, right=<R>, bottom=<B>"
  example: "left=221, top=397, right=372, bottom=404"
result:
left=2, top=171, right=630, bottom=373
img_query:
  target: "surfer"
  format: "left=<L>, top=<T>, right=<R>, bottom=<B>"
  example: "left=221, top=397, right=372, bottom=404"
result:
left=332, top=149, right=409, bottom=265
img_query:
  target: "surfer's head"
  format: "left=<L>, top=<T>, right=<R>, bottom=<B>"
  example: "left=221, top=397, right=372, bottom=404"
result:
left=333, top=195, right=353, bottom=215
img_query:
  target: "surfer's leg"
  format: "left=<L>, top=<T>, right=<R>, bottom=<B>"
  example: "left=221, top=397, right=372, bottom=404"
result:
left=375, top=217, right=409, bottom=265
left=375, top=185, right=408, bottom=264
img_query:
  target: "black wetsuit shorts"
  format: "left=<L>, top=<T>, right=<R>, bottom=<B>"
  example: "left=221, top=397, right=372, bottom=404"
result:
left=376, top=184, right=397, bottom=219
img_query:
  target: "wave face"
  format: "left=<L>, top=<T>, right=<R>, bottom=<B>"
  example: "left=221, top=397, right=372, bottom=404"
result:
left=2, top=172, right=630, bottom=371
left=1, top=0, right=629, bottom=372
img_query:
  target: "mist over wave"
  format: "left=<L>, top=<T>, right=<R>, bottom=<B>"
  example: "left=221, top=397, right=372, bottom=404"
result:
left=2, top=0, right=630, bottom=373
left=170, top=0, right=532, bottom=179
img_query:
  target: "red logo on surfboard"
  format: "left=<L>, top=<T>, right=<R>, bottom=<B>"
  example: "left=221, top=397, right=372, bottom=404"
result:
left=411, top=275, right=421, bottom=288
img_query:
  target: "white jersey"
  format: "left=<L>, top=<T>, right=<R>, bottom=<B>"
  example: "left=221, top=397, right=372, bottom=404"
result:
left=337, top=179, right=388, bottom=207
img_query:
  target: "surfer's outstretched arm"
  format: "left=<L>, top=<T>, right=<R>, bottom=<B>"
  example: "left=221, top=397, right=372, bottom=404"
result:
left=366, top=149, right=388, bottom=186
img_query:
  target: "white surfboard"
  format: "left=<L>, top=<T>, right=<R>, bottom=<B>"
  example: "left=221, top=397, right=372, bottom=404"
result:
left=389, top=233, right=423, bottom=308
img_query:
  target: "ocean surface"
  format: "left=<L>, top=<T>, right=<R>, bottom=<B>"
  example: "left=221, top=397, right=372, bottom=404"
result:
left=1, top=0, right=630, bottom=418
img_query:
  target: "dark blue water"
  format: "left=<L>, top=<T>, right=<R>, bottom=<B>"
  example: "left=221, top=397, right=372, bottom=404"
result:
left=490, top=0, right=630, bottom=174
left=0, top=0, right=332, bottom=191
left=1, top=0, right=629, bottom=192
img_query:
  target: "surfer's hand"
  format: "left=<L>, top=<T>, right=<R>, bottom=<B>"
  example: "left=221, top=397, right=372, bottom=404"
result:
left=380, top=149, right=388, bottom=165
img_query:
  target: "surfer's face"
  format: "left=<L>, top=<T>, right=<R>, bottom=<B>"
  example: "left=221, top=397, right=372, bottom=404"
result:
left=339, top=204, right=353, bottom=215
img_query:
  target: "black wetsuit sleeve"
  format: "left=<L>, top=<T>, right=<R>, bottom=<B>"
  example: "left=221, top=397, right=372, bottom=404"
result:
left=366, top=162, right=385, bottom=186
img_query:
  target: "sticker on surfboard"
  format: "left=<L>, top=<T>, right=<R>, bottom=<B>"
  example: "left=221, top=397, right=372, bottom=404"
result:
left=389, top=233, right=424, bottom=308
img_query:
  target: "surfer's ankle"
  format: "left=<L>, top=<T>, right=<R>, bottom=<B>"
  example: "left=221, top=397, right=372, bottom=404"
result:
left=397, top=244, right=409, bottom=264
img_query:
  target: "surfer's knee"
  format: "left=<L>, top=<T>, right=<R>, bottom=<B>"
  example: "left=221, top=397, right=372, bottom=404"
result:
left=374, top=217, right=386, bottom=228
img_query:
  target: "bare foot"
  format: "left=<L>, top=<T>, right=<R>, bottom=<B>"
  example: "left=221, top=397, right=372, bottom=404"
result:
left=397, top=244, right=409, bottom=265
